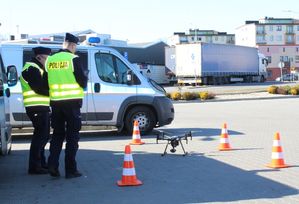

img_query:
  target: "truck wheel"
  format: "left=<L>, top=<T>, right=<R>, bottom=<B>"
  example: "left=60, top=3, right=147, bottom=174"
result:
left=124, top=106, right=156, bottom=135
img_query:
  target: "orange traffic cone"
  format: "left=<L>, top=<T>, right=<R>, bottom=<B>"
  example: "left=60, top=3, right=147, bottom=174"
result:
left=266, top=132, right=289, bottom=168
left=130, top=120, right=145, bottom=145
left=218, top=123, right=232, bottom=151
left=117, top=145, right=143, bottom=186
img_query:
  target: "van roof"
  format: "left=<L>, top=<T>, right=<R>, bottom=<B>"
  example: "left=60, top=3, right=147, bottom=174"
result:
left=0, top=42, right=118, bottom=52
left=0, top=43, right=114, bottom=50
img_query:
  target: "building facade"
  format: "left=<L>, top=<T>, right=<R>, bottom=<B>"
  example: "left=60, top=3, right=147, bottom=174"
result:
left=236, top=17, right=299, bottom=80
left=168, top=29, right=235, bottom=45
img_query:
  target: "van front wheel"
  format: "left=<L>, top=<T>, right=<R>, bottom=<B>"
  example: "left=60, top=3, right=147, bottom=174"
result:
left=124, top=106, right=156, bottom=135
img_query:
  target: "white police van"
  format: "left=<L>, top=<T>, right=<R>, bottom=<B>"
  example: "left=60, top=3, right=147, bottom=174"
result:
left=0, top=51, right=18, bottom=155
left=0, top=39, right=174, bottom=134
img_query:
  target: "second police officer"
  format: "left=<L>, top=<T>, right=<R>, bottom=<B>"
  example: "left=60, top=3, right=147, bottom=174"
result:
left=46, top=33, right=88, bottom=179
left=20, top=46, right=51, bottom=174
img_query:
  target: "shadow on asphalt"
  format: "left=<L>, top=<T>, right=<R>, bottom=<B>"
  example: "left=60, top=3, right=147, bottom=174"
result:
left=1, top=147, right=297, bottom=203
left=157, top=127, right=244, bottom=141
left=12, top=127, right=244, bottom=143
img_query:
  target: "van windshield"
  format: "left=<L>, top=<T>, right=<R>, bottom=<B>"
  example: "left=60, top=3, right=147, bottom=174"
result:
left=148, top=78, right=165, bottom=94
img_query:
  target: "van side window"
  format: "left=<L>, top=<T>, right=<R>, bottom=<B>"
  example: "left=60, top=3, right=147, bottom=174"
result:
left=115, top=58, right=129, bottom=84
left=23, top=50, right=34, bottom=66
left=95, top=53, right=130, bottom=84
left=76, top=51, right=88, bottom=69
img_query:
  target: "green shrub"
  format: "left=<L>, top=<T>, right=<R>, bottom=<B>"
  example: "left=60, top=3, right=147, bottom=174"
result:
left=199, top=92, right=208, bottom=100
left=267, top=85, right=278, bottom=94
left=293, top=84, right=299, bottom=92
left=170, top=92, right=181, bottom=100
left=193, top=92, right=200, bottom=99
left=181, top=92, right=197, bottom=100
left=282, top=85, right=291, bottom=94
left=199, top=91, right=215, bottom=100
left=290, top=87, right=298, bottom=95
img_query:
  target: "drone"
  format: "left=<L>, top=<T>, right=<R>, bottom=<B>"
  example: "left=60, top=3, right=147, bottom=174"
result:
left=156, top=131, right=192, bottom=156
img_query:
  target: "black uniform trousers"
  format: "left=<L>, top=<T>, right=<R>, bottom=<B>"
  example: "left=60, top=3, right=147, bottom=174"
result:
left=48, top=104, right=82, bottom=174
left=27, top=110, right=50, bottom=170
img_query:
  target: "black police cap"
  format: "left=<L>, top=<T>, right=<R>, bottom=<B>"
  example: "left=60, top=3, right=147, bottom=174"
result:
left=65, top=32, right=79, bottom=44
left=33, top=46, right=51, bottom=56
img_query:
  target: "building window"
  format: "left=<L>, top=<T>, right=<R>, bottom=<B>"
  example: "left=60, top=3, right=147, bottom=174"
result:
left=296, top=47, right=299, bottom=52
left=197, top=37, right=201, bottom=41
left=297, top=36, right=299, bottom=42
left=267, top=47, right=270, bottom=52
left=297, top=25, right=299, bottom=31
left=269, top=35, right=274, bottom=41
left=266, top=56, right=272, bottom=63
left=256, top=35, right=265, bottom=43
left=295, top=55, right=299, bottom=63
left=269, top=25, right=273, bottom=31
left=286, top=35, right=294, bottom=44
left=206, top=36, right=212, bottom=43
left=284, top=56, right=289, bottom=62
left=215, top=36, right=218, bottom=41
left=276, top=25, right=282, bottom=31
left=191, top=37, right=194, bottom=41
left=286, top=26, right=293, bottom=33
left=256, top=26, right=265, bottom=34
left=276, top=35, right=282, bottom=41
left=280, top=56, right=289, bottom=62
left=283, top=47, right=285, bottom=52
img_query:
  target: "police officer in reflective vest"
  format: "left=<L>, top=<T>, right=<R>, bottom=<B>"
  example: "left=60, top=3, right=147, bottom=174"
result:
left=20, top=46, right=51, bottom=174
left=46, top=33, right=88, bottom=179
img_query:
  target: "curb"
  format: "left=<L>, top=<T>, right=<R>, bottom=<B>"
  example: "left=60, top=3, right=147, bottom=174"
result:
left=171, top=94, right=299, bottom=104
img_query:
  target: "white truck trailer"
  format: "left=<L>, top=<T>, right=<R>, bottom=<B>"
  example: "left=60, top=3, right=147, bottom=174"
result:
left=165, top=43, right=267, bottom=85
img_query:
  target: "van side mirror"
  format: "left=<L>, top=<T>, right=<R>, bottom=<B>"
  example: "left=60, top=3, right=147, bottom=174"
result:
left=7, top=65, right=18, bottom=87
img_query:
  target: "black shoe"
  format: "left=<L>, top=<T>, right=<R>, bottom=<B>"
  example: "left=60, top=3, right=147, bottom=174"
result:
left=41, top=164, right=48, bottom=169
left=42, top=165, right=48, bottom=169
left=28, top=167, right=48, bottom=175
left=48, top=167, right=60, bottom=177
left=65, top=171, right=82, bottom=179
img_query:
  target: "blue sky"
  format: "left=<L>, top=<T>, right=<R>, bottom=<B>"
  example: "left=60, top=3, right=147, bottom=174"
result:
left=0, top=0, right=298, bottom=43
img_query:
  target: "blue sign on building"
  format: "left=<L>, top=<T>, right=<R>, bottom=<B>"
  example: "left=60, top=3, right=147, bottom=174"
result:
left=124, top=52, right=128, bottom=60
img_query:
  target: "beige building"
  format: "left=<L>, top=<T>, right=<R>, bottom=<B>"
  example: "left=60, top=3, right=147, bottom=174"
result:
left=236, top=17, right=299, bottom=80
left=168, top=29, right=235, bottom=46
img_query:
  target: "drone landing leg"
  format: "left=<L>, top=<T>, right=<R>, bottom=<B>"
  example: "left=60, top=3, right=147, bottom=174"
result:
left=179, top=140, right=187, bottom=156
left=162, top=141, right=170, bottom=156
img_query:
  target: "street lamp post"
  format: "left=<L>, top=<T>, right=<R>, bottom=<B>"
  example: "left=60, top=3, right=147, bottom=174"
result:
left=278, top=61, right=284, bottom=81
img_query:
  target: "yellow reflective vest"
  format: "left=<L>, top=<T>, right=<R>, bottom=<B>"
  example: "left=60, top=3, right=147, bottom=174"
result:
left=20, top=62, right=50, bottom=107
left=46, top=52, right=83, bottom=101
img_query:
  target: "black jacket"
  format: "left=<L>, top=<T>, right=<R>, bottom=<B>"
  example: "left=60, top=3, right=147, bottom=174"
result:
left=22, top=58, right=50, bottom=112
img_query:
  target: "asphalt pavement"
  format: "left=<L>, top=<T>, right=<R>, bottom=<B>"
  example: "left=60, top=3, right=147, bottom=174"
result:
left=1, top=98, right=299, bottom=204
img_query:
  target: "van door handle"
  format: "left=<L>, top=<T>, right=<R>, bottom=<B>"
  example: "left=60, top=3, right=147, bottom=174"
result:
left=5, top=88, right=10, bottom=97
left=94, top=83, right=101, bottom=93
